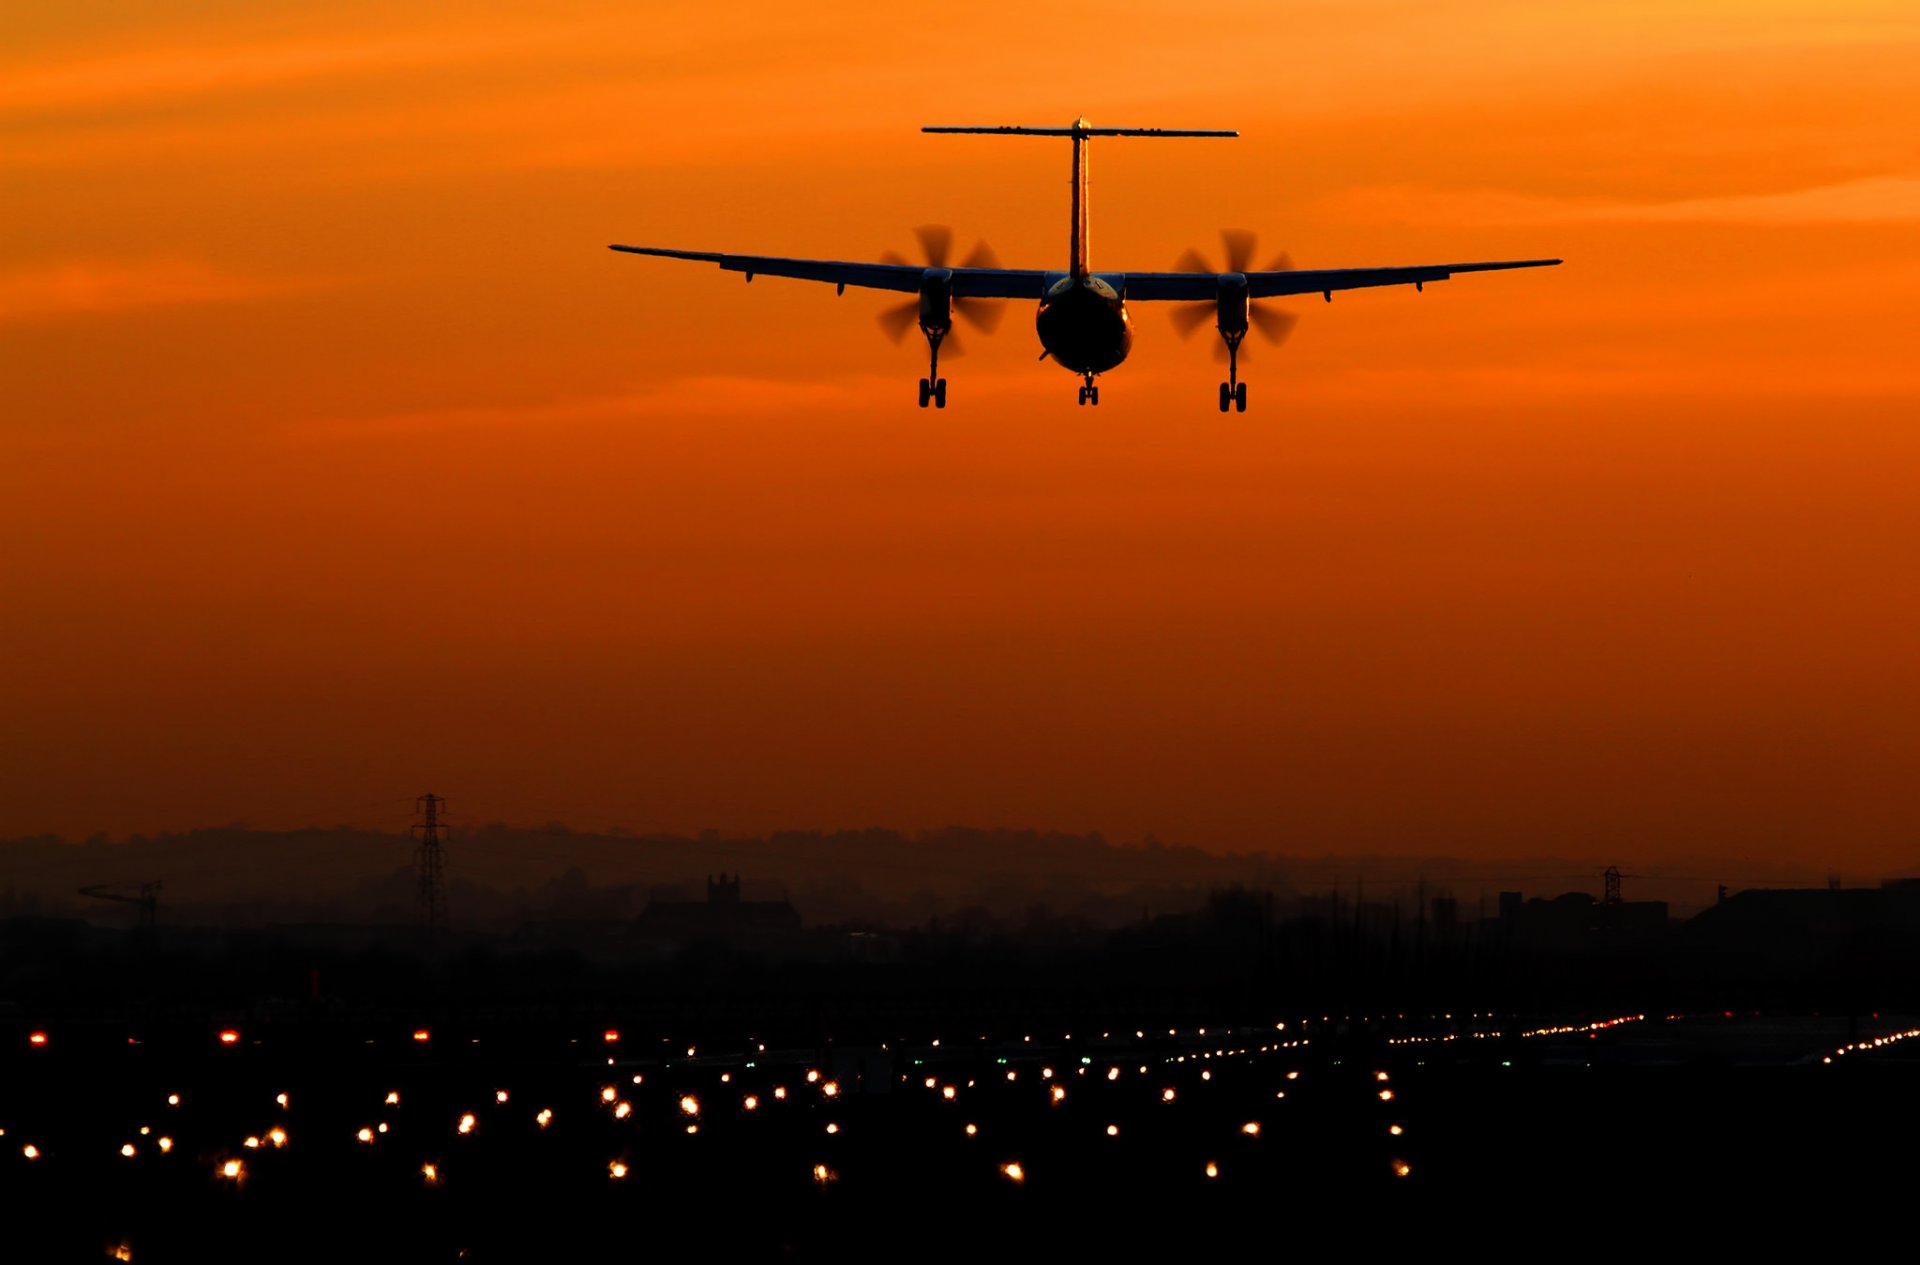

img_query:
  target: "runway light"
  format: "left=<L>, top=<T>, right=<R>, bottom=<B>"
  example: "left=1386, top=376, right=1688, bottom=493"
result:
left=1051, top=1086, right=1066, bottom=1103
left=110, top=1244, right=132, bottom=1262
left=121, top=1143, right=137, bottom=1158
left=422, top=1163, right=440, bottom=1185
left=601, top=1087, right=618, bottom=1103
left=720, top=1073, right=731, bottom=1084
left=495, top=1090, right=509, bottom=1104
left=744, top=1095, right=759, bottom=1110
left=412, top=1030, right=430, bottom=1043
left=942, top=1086, right=956, bottom=1100
left=356, top=1128, right=374, bottom=1144
left=774, top=1087, right=787, bottom=1100
left=806, top=1071, right=820, bottom=1084
left=680, top=1096, right=700, bottom=1117
left=218, top=1030, right=240, bottom=1045
left=1001, top=1162, right=1025, bottom=1184
left=631, top=1074, right=644, bottom=1085
left=1162, top=1089, right=1176, bottom=1102
left=22, top=1144, right=39, bottom=1160
left=1375, top=1071, right=1389, bottom=1082
left=377, top=1123, right=389, bottom=1134
left=1378, top=1090, right=1394, bottom=1102
left=275, top=1093, right=288, bottom=1108
left=1389, top=1125, right=1404, bottom=1136
left=603, top=1030, right=620, bottom=1043
left=822, top=1081, right=839, bottom=1098
left=1106, top=1125, right=1119, bottom=1137
left=1205, top=1162, right=1219, bottom=1179
left=1392, top=1159, right=1412, bottom=1178
left=219, top=1159, right=244, bottom=1180
left=1242, top=1122, right=1260, bottom=1136
left=614, top=1102, right=632, bottom=1119
left=28, top=1032, right=46, bottom=1047
left=268, top=1128, right=287, bottom=1148
left=385, top=1092, right=399, bottom=1106
left=457, top=1114, right=476, bottom=1135
left=167, top=1095, right=180, bottom=1107
left=609, top=1161, right=628, bottom=1179
left=1108, top=1068, right=1120, bottom=1081
left=813, top=1164, right=833, bottom=1184
left=157, top=1137, right=174, bottom=1152
left=1201, top=1071, right=1212, bottom=1081
left=243, top=1136, right=261, bottom=1149
left=536, top=1109, right=552, bottom=1127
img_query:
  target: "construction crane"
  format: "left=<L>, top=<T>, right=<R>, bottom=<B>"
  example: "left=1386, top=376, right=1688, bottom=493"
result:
left=79, top=880, right=162, bottom=931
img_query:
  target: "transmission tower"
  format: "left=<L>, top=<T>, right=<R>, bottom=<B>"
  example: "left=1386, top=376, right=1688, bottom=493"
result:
left=413, top=793, right=448, bottom=937
left=1603, top=865, right=1622, bottom=904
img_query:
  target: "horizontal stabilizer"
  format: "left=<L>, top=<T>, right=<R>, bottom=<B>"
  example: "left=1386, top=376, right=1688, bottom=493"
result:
left=924, top=125, right=1236, bottom=138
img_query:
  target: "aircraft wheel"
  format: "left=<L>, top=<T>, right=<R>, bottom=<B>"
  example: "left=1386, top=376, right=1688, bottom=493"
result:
left=1218, top=382, right=1231, bottom=413
left=934, top=378, right=947, bottom=409
left=918, top=378, right=931, bottom=408
left=1234, top=383, right=1247, bottom=413
left=1077, top=387, right=1088, bottom=406
left=1088, top=386, right=1099, bottom=406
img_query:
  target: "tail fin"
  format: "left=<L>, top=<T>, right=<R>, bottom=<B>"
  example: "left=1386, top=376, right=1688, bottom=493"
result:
left=924, top=121, right=1237, bottom=277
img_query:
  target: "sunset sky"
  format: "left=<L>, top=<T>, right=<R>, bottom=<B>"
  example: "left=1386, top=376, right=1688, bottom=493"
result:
left=4, top=1, right=1919, bottom=871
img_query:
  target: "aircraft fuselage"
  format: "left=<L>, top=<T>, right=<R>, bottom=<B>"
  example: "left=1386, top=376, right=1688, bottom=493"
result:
left=1035, top=273, right=1131, bottom=374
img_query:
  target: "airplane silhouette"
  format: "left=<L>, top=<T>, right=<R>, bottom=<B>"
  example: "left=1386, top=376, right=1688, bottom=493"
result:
left=611, top=120, right=1560, bottom=412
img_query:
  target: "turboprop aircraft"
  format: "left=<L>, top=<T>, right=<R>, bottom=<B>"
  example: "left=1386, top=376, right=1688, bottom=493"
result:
left=610, top=121, right=1559, bottom=411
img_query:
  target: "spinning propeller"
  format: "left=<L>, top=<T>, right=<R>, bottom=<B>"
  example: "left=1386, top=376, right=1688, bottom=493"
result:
left=874, top=225, right=1006, bottom=354
left=1169, top=229, right=1300, bottom=360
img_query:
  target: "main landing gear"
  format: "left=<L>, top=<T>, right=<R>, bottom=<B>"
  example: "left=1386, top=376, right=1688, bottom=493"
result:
left=1077, top=373, right=1100, bottom=406
left=918, top=326, right=948, bottom=409
left=1218, top=332, right=1248, bottom=413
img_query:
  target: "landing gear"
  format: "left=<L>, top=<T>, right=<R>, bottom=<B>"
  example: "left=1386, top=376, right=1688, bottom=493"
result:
left=1217, top=332, right=1248, bottom=412
left=1078, top=373, right=1099, bottom=406
left=918, top=327, right=949, bottom=409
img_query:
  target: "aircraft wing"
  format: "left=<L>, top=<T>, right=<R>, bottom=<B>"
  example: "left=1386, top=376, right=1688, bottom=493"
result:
left=1124, top=258, right=1562, bottom=301
left=608, top=245, right=1050, bottom=299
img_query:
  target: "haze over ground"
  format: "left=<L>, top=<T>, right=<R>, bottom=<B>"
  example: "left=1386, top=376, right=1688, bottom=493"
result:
left=5, top=1, right=1919, bottom=873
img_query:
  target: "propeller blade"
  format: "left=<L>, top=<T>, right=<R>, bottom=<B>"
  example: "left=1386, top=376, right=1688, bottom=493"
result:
left=1174, top=247, right=1214, bottom=275
left=879, top=249, right=912, bottom=268
left=1248, top=304, right=1299, bottom=345
left=940, top=328, right=964, bottom=358
left=1264, top=251, right=1294, bottom=273
left=1211, top=339, right=1235, bottom=365
left=914, top=224, right=953, bottom=269
left=961, top=239, right=1001, bottom=270
left=877, top=298, right=919, bottom=344
left=953, top=295, right=1005, bottom=334
left=1222, top=229, right=1257, bottom=275
left=1170, top=302, right=1215, bottom=338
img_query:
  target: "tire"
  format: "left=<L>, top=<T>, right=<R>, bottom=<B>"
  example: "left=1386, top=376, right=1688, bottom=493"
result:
left=918, top=378, right=931, bottom=408
left=1218, top=382, right=1231, bottom=413
left=934, top=379, right=947, bottom=409
left=1234, top=383, right=1247, bottom=413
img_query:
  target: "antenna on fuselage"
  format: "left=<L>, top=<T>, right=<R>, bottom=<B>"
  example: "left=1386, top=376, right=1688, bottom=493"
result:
left=922, top=122, right=1237, bottom=277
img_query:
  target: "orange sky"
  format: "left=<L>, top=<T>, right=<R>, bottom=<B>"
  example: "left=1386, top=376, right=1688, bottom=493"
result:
left=4, top=1, right=1920, bottom=870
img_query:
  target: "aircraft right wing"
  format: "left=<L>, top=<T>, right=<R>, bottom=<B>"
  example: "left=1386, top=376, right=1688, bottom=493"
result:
left=608, top=245, right=1050, bottom=299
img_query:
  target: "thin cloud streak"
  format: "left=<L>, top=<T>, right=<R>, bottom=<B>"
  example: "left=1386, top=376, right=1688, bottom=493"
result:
left=0, top=259, right=335, bottom=323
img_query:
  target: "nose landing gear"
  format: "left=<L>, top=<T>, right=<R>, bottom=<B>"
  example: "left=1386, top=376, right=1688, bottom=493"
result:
left=1218, top=331, right=1248, bottom=413
left=1077, top=373, right=1100, bottom=406
left=918, top=326, right=949, bottom=409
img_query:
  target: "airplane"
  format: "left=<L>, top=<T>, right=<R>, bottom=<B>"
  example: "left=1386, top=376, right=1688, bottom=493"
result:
left=610, top=120, right=1560, bottom=412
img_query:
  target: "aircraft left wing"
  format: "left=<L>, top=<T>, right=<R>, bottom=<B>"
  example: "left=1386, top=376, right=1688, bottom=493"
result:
left=608, top=245, right=1050, bottom=299
left=1124, top=258, right=1561, bottom=301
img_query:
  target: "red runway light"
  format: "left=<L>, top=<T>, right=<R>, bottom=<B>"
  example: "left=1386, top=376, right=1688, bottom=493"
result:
left=28, top=1031, right=47, bottom=1046
left=413, top=1029, right=431, bottom=1043
left=603, top=1029, right=620, bottom=1043
left=219, top=1029, right=240, bottom=1045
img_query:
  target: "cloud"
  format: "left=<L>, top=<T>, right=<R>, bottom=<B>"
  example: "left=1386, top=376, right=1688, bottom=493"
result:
left=0, top=259, right=329, bottom=323
left=1327, top=177, right=1920, bottom=228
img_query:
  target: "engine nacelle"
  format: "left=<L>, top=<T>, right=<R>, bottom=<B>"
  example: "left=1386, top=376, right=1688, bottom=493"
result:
left=918, top=268, right=954, bottom=334
left=1215, top=272, right=1250, bottom=336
